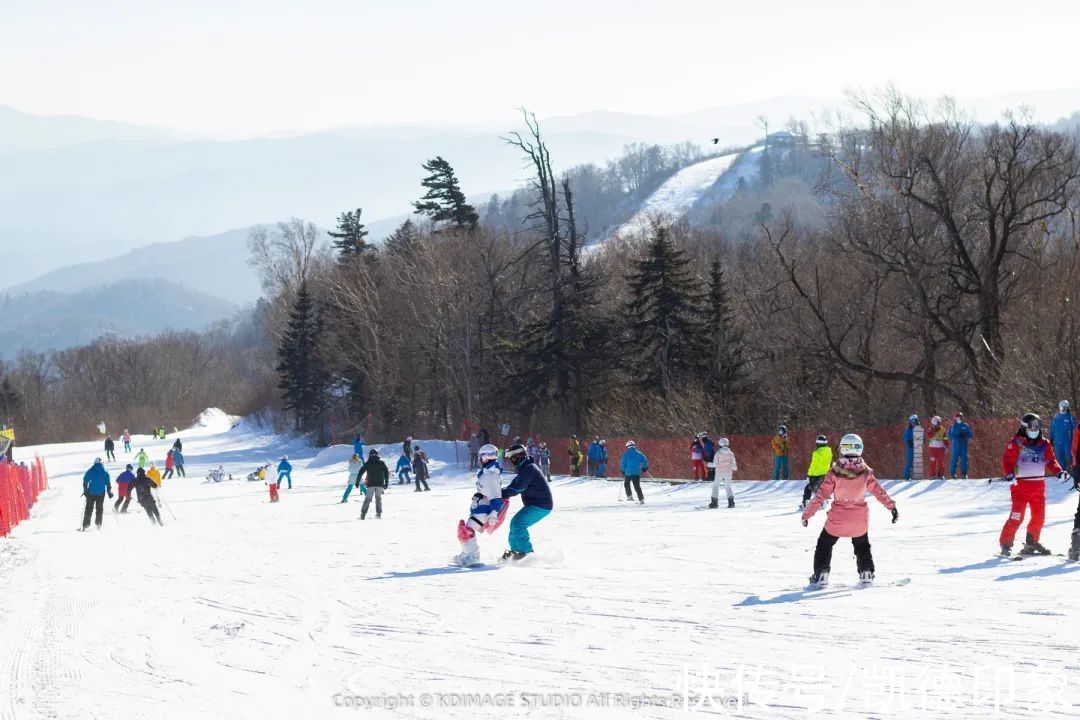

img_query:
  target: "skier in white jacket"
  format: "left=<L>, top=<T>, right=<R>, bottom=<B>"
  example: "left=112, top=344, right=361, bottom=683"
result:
left=708, top=437, right=737, bottom=509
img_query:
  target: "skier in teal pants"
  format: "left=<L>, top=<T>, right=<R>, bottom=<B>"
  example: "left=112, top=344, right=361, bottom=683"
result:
left=499, top=443, right=553, bottom=561
left=277, top=456, right=293, bottom=489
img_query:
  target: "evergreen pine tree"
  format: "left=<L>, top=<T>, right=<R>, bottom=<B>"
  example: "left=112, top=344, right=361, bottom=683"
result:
left=276, top=282, right=328, bottom=431
left=414, top=157, right=478, bottom=230
left=0, top=375, right=20, bottom=422
left=328, top=208, right=371, bottom=262
left=706, top=259, right=747, bottom=415
left=625, top=227, right=709, bottom=395
left=384, top=219, right=422, bottom=257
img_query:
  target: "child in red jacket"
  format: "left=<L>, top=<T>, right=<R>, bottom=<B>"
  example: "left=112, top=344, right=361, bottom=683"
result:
left=999, top=413, right=1071, bottom=557
left=801, top=433, right=898, bottom=587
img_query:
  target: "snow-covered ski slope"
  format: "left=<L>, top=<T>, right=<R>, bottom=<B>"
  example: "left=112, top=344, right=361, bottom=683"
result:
left=612, top=147, right=763, bottom=241
left=3, top=413, right=1080, bottom=719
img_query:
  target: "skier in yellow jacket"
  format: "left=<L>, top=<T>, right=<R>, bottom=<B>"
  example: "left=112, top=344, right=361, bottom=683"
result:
left=771, top=426, right=790, bottom=480
left=800, top=435, right=833, bottom=510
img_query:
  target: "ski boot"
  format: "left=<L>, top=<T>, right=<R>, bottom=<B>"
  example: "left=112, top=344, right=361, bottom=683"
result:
left=798, top=501, right=806, bottom=511
left=637, top=498, right=644, bottom=505
left=1019, top=534, right=1051, bottom=556
left=1068, top=530, right=1080, bottom=563
left=510, top=551, right=531, bottom=561
left=808, top=570, right=829, bottom=589
left=708, top=497, right=719, bottom=509
left=858, top=570, right=874, bottom=586
left=500, top=549, right=513, bottom=562
left=727, top=498, right=735, bottom=509
left=999, top=544, right=1012, bottom=558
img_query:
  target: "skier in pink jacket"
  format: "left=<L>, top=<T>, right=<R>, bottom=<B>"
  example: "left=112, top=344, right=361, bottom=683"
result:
left=801, top=433, right=899, bottom=587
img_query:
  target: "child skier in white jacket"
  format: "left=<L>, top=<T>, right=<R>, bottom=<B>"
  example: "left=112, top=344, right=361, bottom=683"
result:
left=451, top=444, right=508, bottom=566
left=708, top=437, right=737, bottom=509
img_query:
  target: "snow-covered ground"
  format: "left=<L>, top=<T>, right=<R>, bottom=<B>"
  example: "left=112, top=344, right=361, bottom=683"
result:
left=2, top=413, right=1080, bottom=719
left=610, top=148, right=762, bottom=242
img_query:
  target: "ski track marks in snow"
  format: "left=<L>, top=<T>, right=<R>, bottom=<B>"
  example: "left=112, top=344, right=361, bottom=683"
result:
left=2, top=419, right=1080, bottom=718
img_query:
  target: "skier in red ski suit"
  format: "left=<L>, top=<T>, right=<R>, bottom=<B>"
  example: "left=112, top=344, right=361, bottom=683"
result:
left=999, top=413, right=1069, bottom=556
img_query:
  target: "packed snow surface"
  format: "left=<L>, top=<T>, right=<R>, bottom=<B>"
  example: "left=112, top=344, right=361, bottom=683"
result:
left=3, top=416, right=1080, bottom=719
left=611, top=148, right=762, bottom=241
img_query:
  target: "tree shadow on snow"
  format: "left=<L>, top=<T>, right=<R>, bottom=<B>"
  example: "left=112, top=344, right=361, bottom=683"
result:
left=735, top=588, right=854, bottom=606
left=995, top=563, right=1080, bottom=582
left=371, top=565, right=500, bottom=580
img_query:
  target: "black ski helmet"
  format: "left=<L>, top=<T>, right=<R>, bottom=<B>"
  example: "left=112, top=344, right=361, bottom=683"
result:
left=504, top=443, right=528, bottom=467
left=815, top=435, right=828, bottom=446
left=1019, top=413, right=1042, bottom=439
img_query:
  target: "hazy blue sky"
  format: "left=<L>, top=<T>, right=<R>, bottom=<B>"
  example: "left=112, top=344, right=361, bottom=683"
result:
left=4, top=0, right=1080, bottom=136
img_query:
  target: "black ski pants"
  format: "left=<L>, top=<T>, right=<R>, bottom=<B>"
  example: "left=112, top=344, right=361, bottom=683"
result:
left=114, top=493, right=132, bottom=512
left=813, top=530, right=874, bottom=575
left=624, top=475, right=643, bottom=502
left=141, top=500, right=163, bottom=526
left=82, top=494, right=105, bottom=529
left=802, top=475, right=826, bottom=504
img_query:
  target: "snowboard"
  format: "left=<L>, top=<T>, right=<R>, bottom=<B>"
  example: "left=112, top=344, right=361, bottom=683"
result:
left=1007, top=552, right=1067, bottom=562
left=448, top=555, right=485, bottom=568
left=805, top=577, right=911, bottom=591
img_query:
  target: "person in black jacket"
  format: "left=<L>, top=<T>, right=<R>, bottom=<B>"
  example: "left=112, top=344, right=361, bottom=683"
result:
left=412, top=446, right=431, bottom=492
left=104, top=436, right=116, bottom=462
left=131, top=467, right=163, bottom=526
left=357, top=449, right=390, bottom=519
left=172, top=438, right=183, bottom=453
left=500, top=444, right=553, bottom=561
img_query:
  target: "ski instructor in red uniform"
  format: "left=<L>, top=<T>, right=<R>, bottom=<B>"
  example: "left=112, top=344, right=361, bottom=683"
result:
left=999, top=413, right=1072, bottom=557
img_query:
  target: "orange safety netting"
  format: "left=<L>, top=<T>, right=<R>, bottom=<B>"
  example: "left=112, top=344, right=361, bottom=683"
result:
left=543, top=418, right=1024, bottom=481
left=0, top=456, right=49, bottom=537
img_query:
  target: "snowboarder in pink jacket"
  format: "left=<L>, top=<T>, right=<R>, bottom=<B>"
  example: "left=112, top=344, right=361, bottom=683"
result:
left=801, top=433, right=899, bottom=587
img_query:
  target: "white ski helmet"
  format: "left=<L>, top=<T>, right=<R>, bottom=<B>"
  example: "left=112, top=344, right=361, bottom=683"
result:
left=838, top=433, right=864, bottom=458
left=478, top=444, right=500, bottom=464
left=931, top=415, right=941, bottom=426
left=718, top=437, right=730, bottom=448
left=1061, top=400, right=1071, bottom=412
left=908, top=414, right=918, bottom=424
left=696, top=431, right=708, bottom=439
left=625, top=440, right=636, bottom=449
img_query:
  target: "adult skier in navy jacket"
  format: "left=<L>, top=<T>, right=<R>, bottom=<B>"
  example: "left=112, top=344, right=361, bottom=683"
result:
left=82, top=458, right=113, bottom=530
left=500, top=444, right=553, bottom=561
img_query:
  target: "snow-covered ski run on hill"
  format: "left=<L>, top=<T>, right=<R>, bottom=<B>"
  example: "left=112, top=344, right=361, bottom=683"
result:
left=2, top=411, right=1079, bottom=720
left=610, top=147, right=762, bottom=241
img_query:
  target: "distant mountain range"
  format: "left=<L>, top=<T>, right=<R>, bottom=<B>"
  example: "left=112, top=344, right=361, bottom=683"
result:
left=9, top=227, right=261, bottom=306
left=0, top=278, right=237, bottom=358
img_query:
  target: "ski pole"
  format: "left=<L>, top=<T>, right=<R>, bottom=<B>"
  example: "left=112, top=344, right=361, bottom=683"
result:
left=158, top=491, right=179, bottom=522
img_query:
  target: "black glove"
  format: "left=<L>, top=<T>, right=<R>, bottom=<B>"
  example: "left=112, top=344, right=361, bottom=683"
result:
left=801, top=518, right=808, bottom=527
left=354, top=481, right=360, bottom=488
left=107, top=489, right=114, bottom=499
left=891, top=507, right=899, bottom=524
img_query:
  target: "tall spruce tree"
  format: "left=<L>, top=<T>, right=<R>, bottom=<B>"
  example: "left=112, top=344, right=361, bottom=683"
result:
left=328, top=208, right=371, bottom=262
left=383, top=219, right=422, bottom=257
left=414, top=157, right=478, bottom=230
left=706, top=259, right=747, bottom=417
left=276, top=282, right=328, bottom=431
left=625, top=227, right=709, bottom=395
